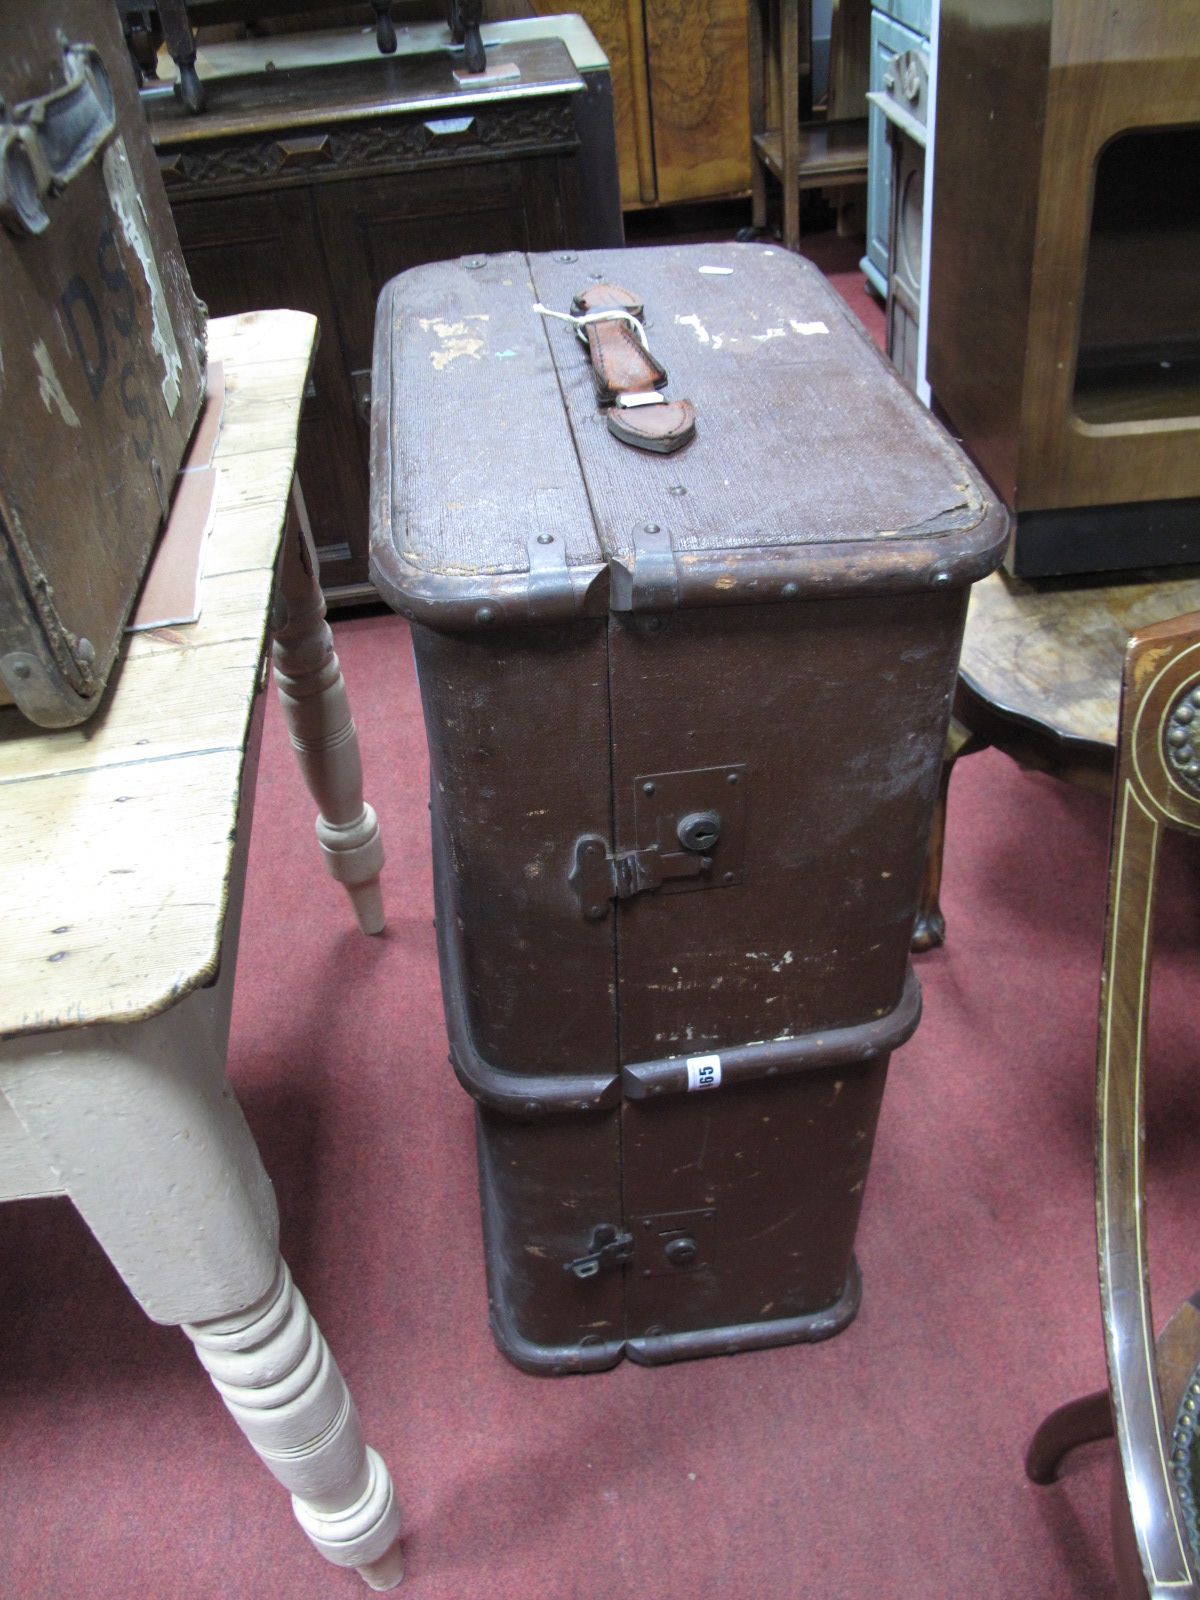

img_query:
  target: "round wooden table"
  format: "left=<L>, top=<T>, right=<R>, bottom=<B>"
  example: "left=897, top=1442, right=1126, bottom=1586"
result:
left=914, top=564, right=1200, bottom=948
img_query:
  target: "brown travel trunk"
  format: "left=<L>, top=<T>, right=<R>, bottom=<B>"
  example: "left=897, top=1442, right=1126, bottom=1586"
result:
left=0, top=0, right=206, bottom=728
left=371, top=243, right=1006, bottom=1373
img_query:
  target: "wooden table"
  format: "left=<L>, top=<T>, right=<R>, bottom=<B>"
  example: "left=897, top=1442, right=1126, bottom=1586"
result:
left=0, top=311, right=403, bottom=1589
left=916, top=566, right=1200, bottom=948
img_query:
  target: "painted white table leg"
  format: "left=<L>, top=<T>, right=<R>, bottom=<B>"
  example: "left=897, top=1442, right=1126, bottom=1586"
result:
left=273, top=482, right=385, bottom=936
left=0, top=978, right=404, bottom=1589
left=185, top=1261, right=404, bottom=1589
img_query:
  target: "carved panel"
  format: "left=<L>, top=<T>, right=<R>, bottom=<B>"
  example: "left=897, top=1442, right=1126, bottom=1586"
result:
left=158, top=98, right=577, bottom=194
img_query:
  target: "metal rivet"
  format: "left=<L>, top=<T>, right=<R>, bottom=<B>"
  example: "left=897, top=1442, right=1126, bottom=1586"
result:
left=643, top=781, right=656, bottom=795
left=643, top=522, right=661, bottom=534
left=727, top=772, right=739, bottom=785
left=464, top=256, right=485, bottom=269
left=402, top=608, right=414, bottom=620
left=77, top=637, right=96, bottom=665
left=932, top=571, right=950, bottom=585
left=723, top=871, right=734, bottom=885
left=474, top=606, right=496, bottom=625
left=523, top=1100, right=539, bottom=1116
left=537, top=533, right=554, bottom=544
left=556, top=252, right=578, bottom=264
left=48, top=951, right=66, bottom=963
left=589, top=271, right=604, bottom=280
left=781, top=581, right=798, bottom=598
left=12, top=661, right=31, bottom=680
left=587, top=904, right=605, bottom=919
left=668, top=485, right=687, bottom=496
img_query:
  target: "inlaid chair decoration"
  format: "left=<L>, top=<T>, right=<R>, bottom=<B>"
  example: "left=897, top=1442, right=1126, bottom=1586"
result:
left=1025, top=609, right=1200, bottom=1598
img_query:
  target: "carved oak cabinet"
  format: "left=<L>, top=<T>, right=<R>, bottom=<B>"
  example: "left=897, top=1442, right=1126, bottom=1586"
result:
left=146, top=22, right=622, bottom=596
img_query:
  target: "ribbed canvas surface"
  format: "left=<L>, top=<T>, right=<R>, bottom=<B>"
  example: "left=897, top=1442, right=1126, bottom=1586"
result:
left=378, top=243, right=985, bottom=583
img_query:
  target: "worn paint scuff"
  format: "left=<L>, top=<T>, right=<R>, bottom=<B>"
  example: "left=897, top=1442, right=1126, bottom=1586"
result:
left=418, top=314, right=489, bottom=370
left=103, top=138, right=182, bottom=414
left=33, top=340, right=80, bottom=427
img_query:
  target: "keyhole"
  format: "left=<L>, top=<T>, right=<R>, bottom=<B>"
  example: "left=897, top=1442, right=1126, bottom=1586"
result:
left=677, top=811, right=721, bottom=853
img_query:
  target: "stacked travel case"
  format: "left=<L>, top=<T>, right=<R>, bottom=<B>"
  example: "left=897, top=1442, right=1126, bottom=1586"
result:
left=371, top=243, right=1007, bottom=1372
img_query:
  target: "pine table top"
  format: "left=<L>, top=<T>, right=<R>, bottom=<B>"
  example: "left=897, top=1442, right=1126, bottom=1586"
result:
left=0, top=310, right=317, bottom=1041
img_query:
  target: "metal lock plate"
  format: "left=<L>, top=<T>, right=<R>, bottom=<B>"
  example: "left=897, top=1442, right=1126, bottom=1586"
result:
left=632, top=763, right=746, bottom=895
left=630, top=1207, right=718, bottom=1278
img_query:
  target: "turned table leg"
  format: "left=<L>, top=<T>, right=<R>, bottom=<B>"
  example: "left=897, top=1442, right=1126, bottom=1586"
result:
left=273, top=483, right=385, bottom=935
left=185, top=1261, right=404, bottom=1589
left=0, top=978, right=405, bottom=1588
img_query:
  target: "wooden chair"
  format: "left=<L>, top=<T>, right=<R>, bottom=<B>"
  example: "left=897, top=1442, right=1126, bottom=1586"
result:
left=746, top=0, right=869, bottom=253
left=0, top=311, right=403, bottom=1590
left=1025, top=609, right=1200, bottom=1597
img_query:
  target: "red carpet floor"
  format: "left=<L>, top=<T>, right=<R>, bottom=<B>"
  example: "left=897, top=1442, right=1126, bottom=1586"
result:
left=3, top=243, right=1198, bottom=1600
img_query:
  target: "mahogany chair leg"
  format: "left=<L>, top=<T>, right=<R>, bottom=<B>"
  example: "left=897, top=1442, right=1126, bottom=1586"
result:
left=273, top=482, right=385, bottom=935
left=1025, top=1388, right=1114, bottom=1483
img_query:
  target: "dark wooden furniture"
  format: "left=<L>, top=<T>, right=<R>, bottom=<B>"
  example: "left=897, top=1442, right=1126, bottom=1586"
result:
left=370, top=242, right=1006, bottom=1372
left=145, top=22, right=622, bottom=598
left=529, top=0, right=752, bottom=210
left=746, top=0, right=868, bottom=252
left=928, top=1, right=1200, bottom=577
left=913, top=568, right=1200, bottom=949
left=1025, top=609, right=1200, bottom=1598
left=133, top=1, right=492, bottom=96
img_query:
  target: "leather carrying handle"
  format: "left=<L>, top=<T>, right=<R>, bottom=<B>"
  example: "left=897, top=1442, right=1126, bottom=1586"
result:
left=569, top=283, right=697, bottom=455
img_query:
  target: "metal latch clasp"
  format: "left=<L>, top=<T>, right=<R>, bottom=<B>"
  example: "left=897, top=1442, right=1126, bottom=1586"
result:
left=569, top=764, right=747, bottom=920
left=571, top=833, right=713, bottom=919
left=564, top=1224, right=635, bottom=1280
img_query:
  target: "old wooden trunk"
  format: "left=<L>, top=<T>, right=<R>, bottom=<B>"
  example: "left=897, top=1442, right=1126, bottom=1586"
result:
left=0, top=0, right=206, bottom=728
left=371, top=243, right=1006, bottom=1373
